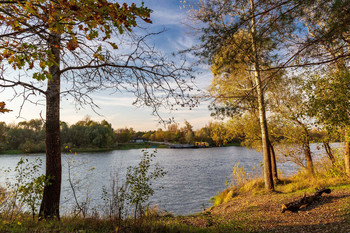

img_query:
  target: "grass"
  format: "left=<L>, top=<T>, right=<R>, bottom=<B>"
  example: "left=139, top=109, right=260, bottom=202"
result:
left=211, top=159, right=350, bottom=207
left=1, top=178, right=349, bottom=232
left=0, top=216, right=117, bottom=233
left=0, top=214, right=221, bottom=233
left=0, top=150, right=22, bottom=155
left=223, top=142, right=241, bottom=147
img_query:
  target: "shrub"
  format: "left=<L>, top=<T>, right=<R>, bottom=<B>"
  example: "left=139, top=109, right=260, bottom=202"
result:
left=1, top=157, right=50, bottom=220
left=101, top=149, right=167, bottom=232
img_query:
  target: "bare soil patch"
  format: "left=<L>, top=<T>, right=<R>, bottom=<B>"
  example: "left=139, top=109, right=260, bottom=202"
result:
left=207, top=188, right=350, bottom=232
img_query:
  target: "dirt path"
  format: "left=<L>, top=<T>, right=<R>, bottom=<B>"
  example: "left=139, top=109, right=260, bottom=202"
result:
left=208, top=188, right=350, bottom=232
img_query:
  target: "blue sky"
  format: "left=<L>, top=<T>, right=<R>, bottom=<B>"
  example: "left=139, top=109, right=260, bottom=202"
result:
left=0, top=0, right=214, bottom=131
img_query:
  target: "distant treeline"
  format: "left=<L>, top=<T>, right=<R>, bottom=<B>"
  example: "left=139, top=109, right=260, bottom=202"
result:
left=0, top=118, right=116, bottom=153
left=0, top=117, right=333, bottom=154
left=0, top=118, right=242, bottom=153
left=115, top=120, right=244, bottom=146
left=117, top=119, right=333, bottom=148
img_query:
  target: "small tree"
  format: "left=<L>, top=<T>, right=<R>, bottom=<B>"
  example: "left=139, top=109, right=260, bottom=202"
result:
left=125, top=150, right=167, bottom=219
left=4, top=157, right=50, bottom=220
left=306, top=67, right=350, bottom=175
left=269, top=76, right=315, bottom=176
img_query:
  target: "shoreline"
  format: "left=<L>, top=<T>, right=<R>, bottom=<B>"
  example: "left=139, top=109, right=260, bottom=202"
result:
left=0, top=142, right=242, bottom=155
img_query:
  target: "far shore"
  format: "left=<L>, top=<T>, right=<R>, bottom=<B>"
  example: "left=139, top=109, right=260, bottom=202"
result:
left=0, top=142, right=241, bottom=155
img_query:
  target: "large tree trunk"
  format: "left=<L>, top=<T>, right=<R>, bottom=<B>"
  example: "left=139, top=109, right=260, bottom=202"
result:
left=39, top=33, right=61, bottom=219
left=250, top=0, right=274, bottom=191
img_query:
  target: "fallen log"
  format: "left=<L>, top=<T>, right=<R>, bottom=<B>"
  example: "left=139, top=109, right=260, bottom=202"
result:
left=281, top=188, right=331, bottom=213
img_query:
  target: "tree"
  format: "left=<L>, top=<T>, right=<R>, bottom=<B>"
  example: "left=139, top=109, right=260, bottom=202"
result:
left=269, top=76, right=315, bottom=176
left=0, top=122, right=7, bottom=151
left=155, top=128, right=165, bottom=142
left=125, top=150, right=166, bottom=219
left=115, top=127, right=134, bottom=144
left=0, top=0, right=194, bottom=219
left=189, top=0, right=296, bottom=190
left=209, top=122, right=231, bottom=146
left=305, top=67, right=350, bottom=175
left=225, top=113, right=279, bottom=181
left=289, top=0, right=350, bottom=68
left=194, top=125, right=212, bottom=144
left=66, top=118, right=116, bottom=148
left=297, top=0, right=350, bottom=175
left=181, top=121, right=195, bottom=144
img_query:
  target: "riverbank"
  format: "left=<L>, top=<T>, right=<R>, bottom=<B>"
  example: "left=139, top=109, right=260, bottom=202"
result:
left=157, top=184, right=350, bottom=233
left=1, top=179, right=349, bottom=232
left=0, top=143, right=169, bottom=155
left=0, top=142, right=240, bottom=155
left=205, top=185, right=350, bottom=232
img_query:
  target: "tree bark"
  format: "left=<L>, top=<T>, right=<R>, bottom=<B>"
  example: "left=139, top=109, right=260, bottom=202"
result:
left=323, top=142, right=335, bottom=165
left=39, top=33, right=61, bottom=219
left=303, top=141, right=314, bottom=176
left=345, top=128, right=350, bottom=176
left=281, top=188, right=331, bottom=213
left=268, top=139, right=278, bottom=182
left=250, top=0, right=274, bottom=191
left=297, top=120, right=314, bottom=176
left=256, top=78, right=274, bottom=191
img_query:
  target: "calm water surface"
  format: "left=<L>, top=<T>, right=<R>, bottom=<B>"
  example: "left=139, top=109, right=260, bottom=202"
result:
left=0, top=146, right=299, bottom=215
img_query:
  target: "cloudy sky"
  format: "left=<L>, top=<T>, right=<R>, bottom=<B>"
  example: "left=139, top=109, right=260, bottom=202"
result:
left=0, top=0, right=215, bottom=131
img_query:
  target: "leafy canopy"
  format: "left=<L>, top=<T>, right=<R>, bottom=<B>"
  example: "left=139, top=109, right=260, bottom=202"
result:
left=0, top=0, right=152, bottom=80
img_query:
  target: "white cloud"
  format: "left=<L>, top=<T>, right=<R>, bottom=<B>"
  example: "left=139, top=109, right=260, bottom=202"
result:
left=92, top=95, right=136, bottom=107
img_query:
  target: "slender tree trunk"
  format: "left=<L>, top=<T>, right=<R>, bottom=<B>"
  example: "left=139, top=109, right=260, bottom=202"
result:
left=302, top=125, right=314, bottom=176
left=256, top=80, right=274, bottom=191
left=250, top=0, right=274, bottom=191
left=323, top=142, right=335, bottom=165
left=39, top=33, right=61, bottom=219
left=268, top=139, right=278, bottom=182
left=295, top=120, right=314, bottom=176
left=345, top=128, right=350, bottom=176
left=303, top=126, right=315, bottom=176
left=303, top=141, right=314, bottom=176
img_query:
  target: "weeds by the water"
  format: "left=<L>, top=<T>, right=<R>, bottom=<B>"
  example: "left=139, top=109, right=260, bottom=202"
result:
left=0, top=150, right=170, bottom=233
left=212, top=145, right=349, bottom=207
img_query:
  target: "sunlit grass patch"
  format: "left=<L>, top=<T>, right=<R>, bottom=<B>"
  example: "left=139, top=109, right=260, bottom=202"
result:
left=276, top=167, right=349, bottom=194
left=238, top=178, right=265, bottom=195
left=212, top=153, right=350, bottom=207
left=212, top=189, right=235, bottom=206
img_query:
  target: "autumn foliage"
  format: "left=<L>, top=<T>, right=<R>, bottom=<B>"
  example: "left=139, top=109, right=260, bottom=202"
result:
left=0, top=0, right=152, bottom=80
left=0, top=101, right=10, bottom=113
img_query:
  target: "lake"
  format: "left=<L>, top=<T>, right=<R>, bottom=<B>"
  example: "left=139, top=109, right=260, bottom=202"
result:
left=0, top=146, right=299, bottom=215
